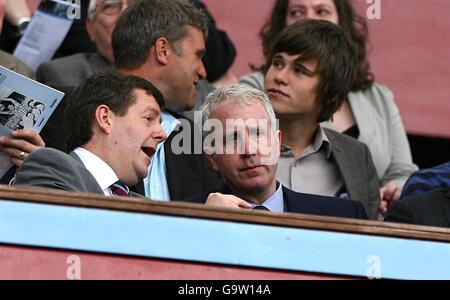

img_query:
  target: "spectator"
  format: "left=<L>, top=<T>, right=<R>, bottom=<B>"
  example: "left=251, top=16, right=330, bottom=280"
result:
left=263, top=20, right=380, bottom=219
left=187, top=84, right=368, bottom=220
left=14, top=72, right=167, bottom=195
left=400, top=162, right=450, bottom=199
left=239, top=0, right=418, bottom=215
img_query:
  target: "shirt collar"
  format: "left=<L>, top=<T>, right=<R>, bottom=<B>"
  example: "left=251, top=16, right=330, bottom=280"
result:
left=251, top=181, right=284, bottom=213
left=281, top=126, right=331, bottom=159
left=74, top=147, right=119, bottom=193
left=161, top=111, right=181, bottom=137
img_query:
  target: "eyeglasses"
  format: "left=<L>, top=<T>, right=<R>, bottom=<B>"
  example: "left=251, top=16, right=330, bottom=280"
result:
left=94, top=0, right=124, bottom=17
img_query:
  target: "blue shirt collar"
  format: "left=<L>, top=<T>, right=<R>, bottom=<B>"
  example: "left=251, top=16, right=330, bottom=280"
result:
left=251, top=181, right=284, bottom=213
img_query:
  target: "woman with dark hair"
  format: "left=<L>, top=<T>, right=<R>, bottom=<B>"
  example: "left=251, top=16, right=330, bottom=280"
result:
left=239, top=0, right=417, bottom=214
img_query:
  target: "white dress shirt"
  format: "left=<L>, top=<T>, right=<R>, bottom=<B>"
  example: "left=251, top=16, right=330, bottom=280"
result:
left=73, top=147, right=119, bottom=196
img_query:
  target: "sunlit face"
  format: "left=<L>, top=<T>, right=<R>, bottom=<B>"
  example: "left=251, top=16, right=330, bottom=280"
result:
left=265, top=52, right=321, bottom=121
left=108, top=89, right=166, bottom=185
left=86, top=0, right=129, bottom=63
left=206, top=100, right=281, bottom=198
left=285, top=0, right=339, bottom=26
left=163, top=26, right=207, bottom=112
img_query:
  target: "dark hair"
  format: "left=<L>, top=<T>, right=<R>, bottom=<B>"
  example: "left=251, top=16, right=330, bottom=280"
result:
left=112, top=0, right=208, bottom=69
left=266, top=20, right=356, bottom=122
left=259, top=0, right=373, bottom=91
left=64, top=72, right=165, bottom=152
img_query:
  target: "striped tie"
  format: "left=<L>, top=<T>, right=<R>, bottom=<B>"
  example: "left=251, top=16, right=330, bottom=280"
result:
left=110, top=181, right=130, bottom=197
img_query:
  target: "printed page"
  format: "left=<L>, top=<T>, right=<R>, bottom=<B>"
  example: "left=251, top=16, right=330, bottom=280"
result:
left=13, top=0, right=80, bottom=71
left=0, top=66, right=65, bottom=179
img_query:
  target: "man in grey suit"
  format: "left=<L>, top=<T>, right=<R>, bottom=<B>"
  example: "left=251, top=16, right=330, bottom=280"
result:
left=14, top=72, right=166, bottom=196
left=35, top=0, right=127, bottom=87
left=263, top=20, right=380, bottom=219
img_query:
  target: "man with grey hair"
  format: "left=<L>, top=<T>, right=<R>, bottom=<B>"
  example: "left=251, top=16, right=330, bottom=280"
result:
left=36, top=0, right=130, bottom=87
left=186, top=84, right=368, bottom=219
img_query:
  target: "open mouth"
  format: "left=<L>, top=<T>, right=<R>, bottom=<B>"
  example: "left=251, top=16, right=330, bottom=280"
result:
left=141, top=147, right=156, bottom=159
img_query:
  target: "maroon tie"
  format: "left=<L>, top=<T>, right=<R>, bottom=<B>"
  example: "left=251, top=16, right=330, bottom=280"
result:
left=110, top=181, right=130, bottom=197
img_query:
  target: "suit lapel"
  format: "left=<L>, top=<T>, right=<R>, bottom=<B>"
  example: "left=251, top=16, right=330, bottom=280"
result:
left=324, top=129, right=358, bottom=199
left=69, top=151, right=104, bottom=194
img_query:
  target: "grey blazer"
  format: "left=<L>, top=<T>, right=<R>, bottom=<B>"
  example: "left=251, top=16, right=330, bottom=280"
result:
left=324, top=128, right=380, bottom=219
left=14, top=148, right=139, bottom=197
left=36, top=52, right=113, bottom=87
left=239, top=71, right=418, bottom=187
left=0, top=50, right=35, bottom=80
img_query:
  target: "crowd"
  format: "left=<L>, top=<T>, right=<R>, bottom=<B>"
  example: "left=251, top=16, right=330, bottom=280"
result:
left=0, top=0, right=448, bottom=228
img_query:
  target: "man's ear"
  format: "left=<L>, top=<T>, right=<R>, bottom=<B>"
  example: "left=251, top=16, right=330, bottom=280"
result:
left=204, top=152, right=220, bottom=172
left=154, top=37, right=171, bottom=65
left=85, top=18, right=96, bottom=42
left=95, top=105, right=113, bottom=134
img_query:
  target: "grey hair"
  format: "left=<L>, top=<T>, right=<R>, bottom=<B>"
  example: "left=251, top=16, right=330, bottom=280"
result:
left=200, top=84, right=278, bottom=137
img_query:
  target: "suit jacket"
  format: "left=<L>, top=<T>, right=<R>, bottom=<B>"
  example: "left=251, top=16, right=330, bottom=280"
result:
left=239, top=71, right=417, bottom=187
left=13, top=148, right=140, bottom=197
left=36, top=52, right=112, bottom=87
left=0, top=50, right=35, bottom=79
left=132, top=112, right=224, bottom=200
left=324, top=128, right=380, bottom=219
left=384, top=187, right=450, bottom=228
left=186, top=184, right=368, bottom=219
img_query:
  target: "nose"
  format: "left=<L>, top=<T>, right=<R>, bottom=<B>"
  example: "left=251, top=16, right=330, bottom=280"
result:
left=274, top=66, right=288, bottom=85
left=198, top=60, right=207, bottom=80
left=243, top=134, right=258, bottom=157
left=153, top=123, right=167, bottom=144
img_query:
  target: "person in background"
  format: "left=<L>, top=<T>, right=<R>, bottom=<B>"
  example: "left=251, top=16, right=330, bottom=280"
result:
left=400, top=161, right=450, bottom=199
left=187, top=84, right=368, bottom=220
left=0, top=0, right=44, bottom=180
left=384, top=186, right=450, bottom=228
left=239, top=0, right=418, bottom=216
left=263, top=20, right=380, bottom=219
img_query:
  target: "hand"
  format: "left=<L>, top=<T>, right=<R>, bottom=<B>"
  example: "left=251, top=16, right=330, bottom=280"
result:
left=0, top=129, right=45, bottom=168
left=205, top=192, right=252, bottom=210
left=379, top=180, right=402, bottom=216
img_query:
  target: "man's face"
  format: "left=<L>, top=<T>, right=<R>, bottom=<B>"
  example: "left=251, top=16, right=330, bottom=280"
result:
left=86, top=0, right=129, bottom=63
left=164, top=26, right=207, bottom=112
left=206, top=100, right=281, bottom=197
left=265, top=52, right=321, bottom=121
left=108, top=89, right=166, bottom=185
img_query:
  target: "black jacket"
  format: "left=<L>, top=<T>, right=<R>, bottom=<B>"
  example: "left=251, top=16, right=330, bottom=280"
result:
left=186, top=184, right=368, bottom=219
left=385, top=187, right=450, bottom=228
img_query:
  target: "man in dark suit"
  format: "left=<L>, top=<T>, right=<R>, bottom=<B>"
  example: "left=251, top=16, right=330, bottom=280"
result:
left=186, top=85, right=367, bottom=219
left=385, top=187, right=450, bottom=228
left=14, top=72, right=166, bottom=196
left=112, top=0, right=223, bottom=200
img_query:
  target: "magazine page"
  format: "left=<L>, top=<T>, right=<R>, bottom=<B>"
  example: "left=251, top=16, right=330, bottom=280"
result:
left=0, top=66, right=64, bottom=179
left=13, top=0, right=80, bottom=71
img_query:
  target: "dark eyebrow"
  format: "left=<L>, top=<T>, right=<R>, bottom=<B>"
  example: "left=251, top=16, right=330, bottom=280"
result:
left=197, top=49, right=206, bottom=59
left=293, top=57, right=315, bottom=76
